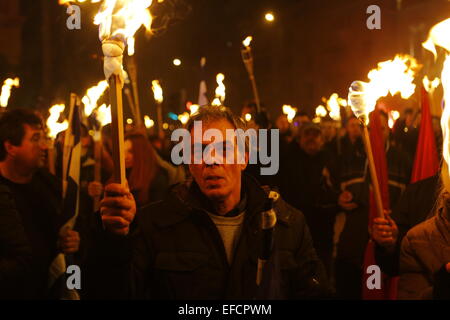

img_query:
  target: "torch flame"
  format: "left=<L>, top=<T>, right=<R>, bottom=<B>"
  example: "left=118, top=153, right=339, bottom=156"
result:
left=82, top=80, right=109, bottom=117
left=315, top=105, right=327, bottom=118
left=47, top=104, right=69, bottom=139
left=215, top=73, right=226, bottom=103
left=211, top=98, right=222, bottom=106
left=144, top=115, right=154, bottom=128
left=178, top=112, right=190, bottom=125
left=152, top=80, right=163, bottom=103
left=243, top=36, right=253, bottom=48
left=422, top=18, right=450, bottom=60
left=0, top=77, right=20, bottom=108
left=348, top=54, right=419, bottom=123
left=326, top=93, right=347, bottom=121
left=96, top=103, right=112, bottom=126
left=282, top=105, right=297, bottom=123
left=423, top=76, right=440, bottom=93
left=94, top=0, right=153, bottom=48
left=189, top=104, right=199, bottom=115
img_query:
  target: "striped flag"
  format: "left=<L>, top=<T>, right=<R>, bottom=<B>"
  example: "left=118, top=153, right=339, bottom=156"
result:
left=48, top=99, right=82, bottom=300
left=198, top=57, right=209, bottom=106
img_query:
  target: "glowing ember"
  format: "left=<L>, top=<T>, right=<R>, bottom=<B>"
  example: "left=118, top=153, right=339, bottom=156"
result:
left=0, top=78, right=20, bottom=108
left=152, top=80, right=163, bottom=103
left=244, top=113, right=252, bottom=122
left=47, top=104, right=69, bottom=139
left=211, top=98, right=222, bottom=106
left=82, top=80, right=109, bottom=116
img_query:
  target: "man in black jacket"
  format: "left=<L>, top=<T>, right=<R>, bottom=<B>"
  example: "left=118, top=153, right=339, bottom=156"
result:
left=91, top=106, right=329, bottom=299
left=0, top=108, right=80, bottom=299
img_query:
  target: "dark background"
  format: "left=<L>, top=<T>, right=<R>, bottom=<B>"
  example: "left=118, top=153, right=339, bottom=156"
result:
left=1, top=0, right=450, bottom=121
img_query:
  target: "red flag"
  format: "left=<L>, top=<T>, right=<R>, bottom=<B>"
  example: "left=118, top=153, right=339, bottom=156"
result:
left=410, top=87, right=439, bottom=183
left=362, top=108, right=398, bottom=300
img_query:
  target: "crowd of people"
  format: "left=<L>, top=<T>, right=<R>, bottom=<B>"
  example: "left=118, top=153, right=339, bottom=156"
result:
left=0, top=102, right=449, bottom=300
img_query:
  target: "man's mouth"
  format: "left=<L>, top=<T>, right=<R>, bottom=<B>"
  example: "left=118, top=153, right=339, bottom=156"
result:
left=204, top=175, right=224, bottom=182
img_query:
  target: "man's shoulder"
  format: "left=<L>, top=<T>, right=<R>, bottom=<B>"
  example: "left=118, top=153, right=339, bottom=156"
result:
left=403, top=214, right=439, bottom=244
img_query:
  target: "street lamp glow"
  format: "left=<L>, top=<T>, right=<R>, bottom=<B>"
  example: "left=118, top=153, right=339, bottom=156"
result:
left=173, top=58, right=181, bottom=66
left=265, top=12, right=275, bottom=22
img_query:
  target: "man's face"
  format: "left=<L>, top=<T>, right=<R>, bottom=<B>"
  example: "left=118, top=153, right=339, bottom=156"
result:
left=189, top=119, right=247, bottom=201
left=300, top=130, right=323, bottom=155
left=9, top=124, right=47, bottom=171
left=346, top=118, right=362, bottom=140
left=321, top=121, right=337, bottom=141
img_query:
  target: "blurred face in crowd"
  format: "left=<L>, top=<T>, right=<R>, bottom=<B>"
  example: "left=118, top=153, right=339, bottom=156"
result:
left=346, top=118, right=362, bottom=142
left=276, top=115, right=290, bottom=134
left=321, top=121, right=337, bottom=142
left=189, top=119, right=247, bottom=202
left=300, top=128, right=324, bottom=156
left=124, top=139, right=134, bottom=169
left=6, top=124, right=47, bottom=172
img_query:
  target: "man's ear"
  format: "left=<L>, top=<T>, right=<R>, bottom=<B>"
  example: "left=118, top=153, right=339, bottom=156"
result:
left=239, top=151, right=249, bottom=171
left=4, top=141, right=17, bottom=158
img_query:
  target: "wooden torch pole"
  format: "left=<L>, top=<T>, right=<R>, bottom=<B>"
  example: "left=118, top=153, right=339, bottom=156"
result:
left=360, top=121, right=385, bottom=219
left=108, top=74, right=126, bottom=185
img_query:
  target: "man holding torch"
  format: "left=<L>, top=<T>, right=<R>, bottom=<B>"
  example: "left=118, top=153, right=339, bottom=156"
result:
left=92, top=106, right=330, bottom=299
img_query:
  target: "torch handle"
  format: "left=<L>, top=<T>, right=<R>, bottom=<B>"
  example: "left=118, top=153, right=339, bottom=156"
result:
left=109, top=75, right=126, bottom=186
left=48, top=143, right=55, bottom=175
left=361, top=125, right=385, bottom=219
left=249, top=74, right=262, bottom=114
left=93, top=138, right=102, bottom=211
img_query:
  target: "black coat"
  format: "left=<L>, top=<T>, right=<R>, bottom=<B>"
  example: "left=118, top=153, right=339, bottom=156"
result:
left=0, top=184, right=32, bottom=299
left=87, top=175, right=330, bottom=299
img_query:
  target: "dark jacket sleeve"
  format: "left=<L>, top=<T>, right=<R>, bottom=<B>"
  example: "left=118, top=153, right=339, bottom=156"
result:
left=84, top=213, right=152, bottom=299
left=276, top=200, right=331, bottom=298
left=0, top=184, right=32, bottom=297
left=433, top=265, right=450, bottom=299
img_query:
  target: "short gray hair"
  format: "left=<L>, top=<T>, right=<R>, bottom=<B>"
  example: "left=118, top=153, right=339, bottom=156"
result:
left=186, top=105, right=246, bottom=133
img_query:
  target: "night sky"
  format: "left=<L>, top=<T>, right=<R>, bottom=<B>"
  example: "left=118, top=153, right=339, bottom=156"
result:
left=2, top=0, right=450, bottom=121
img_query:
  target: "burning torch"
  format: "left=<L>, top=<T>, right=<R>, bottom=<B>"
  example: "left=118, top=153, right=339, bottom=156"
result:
left=241, top=36, right=261, bottom=113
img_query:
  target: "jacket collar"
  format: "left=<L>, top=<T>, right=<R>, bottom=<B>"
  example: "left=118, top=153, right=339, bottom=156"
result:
left=152, top=173, right=293, bottom=228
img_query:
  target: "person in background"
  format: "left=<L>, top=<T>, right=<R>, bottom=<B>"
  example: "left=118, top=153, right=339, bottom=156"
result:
left=334, top=111, right=412, bottom=299
left=88, top=132, right=169, bottom=208
left=280, top=123, right=339, bottom=278
left=0, top=108, right=80, bottom=299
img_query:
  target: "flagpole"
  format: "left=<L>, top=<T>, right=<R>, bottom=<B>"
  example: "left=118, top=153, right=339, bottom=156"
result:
left=62, top=94, right=77, bottom=198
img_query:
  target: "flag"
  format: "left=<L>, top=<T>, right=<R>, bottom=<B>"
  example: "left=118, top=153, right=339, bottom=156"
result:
left=48, top=101, right=82, bottom=300
left=198, top=57, right=209, bottom=106
left=411, top=87, right=439, bottom=183
left=362, top=108, right=398, bottom=300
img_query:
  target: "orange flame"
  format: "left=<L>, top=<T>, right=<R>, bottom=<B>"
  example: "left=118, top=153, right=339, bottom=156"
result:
left=47, top=104, right=69, bottom=139
left=0, top=77, right=20, bottom=108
